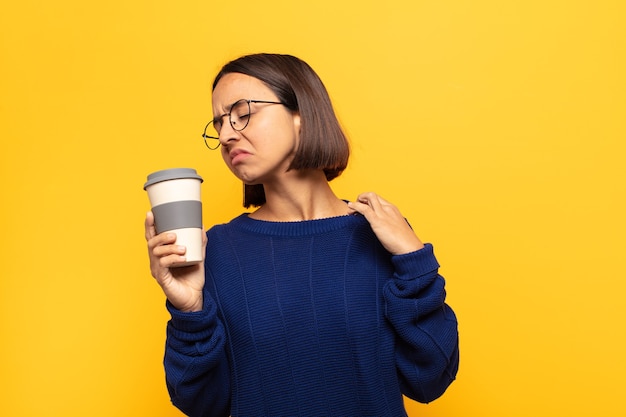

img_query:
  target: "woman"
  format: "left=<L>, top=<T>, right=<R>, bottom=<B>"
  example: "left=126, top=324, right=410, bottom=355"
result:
left=145, top=53, right=459, bottom=416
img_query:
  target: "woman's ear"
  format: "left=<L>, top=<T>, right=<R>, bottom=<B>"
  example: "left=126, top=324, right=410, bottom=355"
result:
left=292, top=112, right=301, bottom=134
left=291, top=112, right=302, bottom=147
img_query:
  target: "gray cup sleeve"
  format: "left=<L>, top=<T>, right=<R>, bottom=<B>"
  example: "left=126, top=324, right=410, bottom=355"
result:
left=151, top=200, right=202, bottom=234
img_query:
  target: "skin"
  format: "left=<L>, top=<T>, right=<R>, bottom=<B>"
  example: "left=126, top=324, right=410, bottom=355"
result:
left=145, top=73, right=424, bottom=312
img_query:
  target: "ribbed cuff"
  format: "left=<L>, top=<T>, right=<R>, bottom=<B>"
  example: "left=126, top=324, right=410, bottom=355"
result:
left=166, top=295, right=215, bottom=335
left=391, top=243, right=440, bottom=280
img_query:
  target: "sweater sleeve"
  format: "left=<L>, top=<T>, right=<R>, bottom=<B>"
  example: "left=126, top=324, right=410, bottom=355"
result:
left=383, top=243, right=459, bottom=403
left=164, top=289, right=231, bottom=417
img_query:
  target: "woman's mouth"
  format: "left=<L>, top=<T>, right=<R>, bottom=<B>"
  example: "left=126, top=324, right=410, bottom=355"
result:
left=230, top=149, right=250, bottom=165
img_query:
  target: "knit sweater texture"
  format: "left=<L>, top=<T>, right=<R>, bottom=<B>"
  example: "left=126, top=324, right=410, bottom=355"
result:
left=164, top=213, right=459, bottom=417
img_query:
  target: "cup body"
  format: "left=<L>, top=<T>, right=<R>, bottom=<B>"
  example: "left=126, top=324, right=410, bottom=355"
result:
left=144, top=168, right=204, bottom=267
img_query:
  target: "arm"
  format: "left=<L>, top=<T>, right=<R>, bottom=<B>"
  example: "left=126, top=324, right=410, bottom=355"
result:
left=384, top=244, right=459, bottom=402
left=164, top=291, right=231, bottom=417
left=347, top=193, right=459, bottom=402
left=145, top=212, right=231, bottom=416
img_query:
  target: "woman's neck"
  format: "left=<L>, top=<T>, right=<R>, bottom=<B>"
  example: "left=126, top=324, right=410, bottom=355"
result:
left=249, top=171, right=349, bottom=222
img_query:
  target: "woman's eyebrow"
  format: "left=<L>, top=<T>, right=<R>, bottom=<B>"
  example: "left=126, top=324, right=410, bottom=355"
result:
left=213, top=98, right=247, bottom=122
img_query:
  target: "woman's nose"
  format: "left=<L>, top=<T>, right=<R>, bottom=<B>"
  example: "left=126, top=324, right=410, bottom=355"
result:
left=218, top=119, right=240, bottom=146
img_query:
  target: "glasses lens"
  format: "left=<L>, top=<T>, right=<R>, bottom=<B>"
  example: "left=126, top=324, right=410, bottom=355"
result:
left=229, top=99, right=251, bottom=131
left=203, top=121, right=220, bottom=149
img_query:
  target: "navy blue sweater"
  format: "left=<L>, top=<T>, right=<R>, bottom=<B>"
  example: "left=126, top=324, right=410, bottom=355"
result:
left=164, top=213, right=459, bottom=416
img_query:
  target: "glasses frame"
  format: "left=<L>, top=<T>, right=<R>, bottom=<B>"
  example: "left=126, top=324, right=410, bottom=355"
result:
left=202, top=99, right=284, bottom=150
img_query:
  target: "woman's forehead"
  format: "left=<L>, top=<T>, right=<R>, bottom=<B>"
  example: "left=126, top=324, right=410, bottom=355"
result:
left=212, top=73, right=273, bottom=109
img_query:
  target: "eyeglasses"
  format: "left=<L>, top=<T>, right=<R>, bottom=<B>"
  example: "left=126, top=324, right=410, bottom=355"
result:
left=202, top=99, right=284, bottom=149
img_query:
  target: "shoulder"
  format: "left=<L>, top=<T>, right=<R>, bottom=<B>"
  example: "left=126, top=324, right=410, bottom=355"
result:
left=207, top=213, right=248, bottom=232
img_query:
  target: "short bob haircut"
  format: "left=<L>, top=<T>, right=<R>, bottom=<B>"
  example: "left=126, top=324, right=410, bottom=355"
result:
left=212, top=53, right=350, bottom=208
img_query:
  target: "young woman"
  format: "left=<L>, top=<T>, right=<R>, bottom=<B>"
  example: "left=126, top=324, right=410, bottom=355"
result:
left=145, top=53, right=459, bottom=416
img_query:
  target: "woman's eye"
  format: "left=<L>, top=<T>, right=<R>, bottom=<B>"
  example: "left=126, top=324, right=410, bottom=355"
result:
left=231, top=112, right=250, bottom=128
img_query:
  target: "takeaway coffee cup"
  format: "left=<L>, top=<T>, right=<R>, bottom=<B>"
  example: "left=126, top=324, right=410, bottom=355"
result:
left=144, top=168, right=204, bottom=267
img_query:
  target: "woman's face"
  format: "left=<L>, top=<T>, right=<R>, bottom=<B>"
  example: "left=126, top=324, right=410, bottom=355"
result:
left=212, top=72, right=301, bottom=185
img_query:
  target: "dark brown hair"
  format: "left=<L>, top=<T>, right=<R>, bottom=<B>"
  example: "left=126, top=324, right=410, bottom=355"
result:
left=212, top=53, right=350, bottom=207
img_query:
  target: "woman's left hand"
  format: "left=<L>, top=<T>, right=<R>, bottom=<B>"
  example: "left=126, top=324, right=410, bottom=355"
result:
left=347, top=192, right=424, bottom=255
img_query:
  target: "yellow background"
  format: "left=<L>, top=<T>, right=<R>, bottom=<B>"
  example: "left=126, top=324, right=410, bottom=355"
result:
left=1, top=1, right=624, bottom=416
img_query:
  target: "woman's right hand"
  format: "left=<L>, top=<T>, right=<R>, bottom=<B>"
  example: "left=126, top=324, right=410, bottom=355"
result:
left=145, top=211, right=206, bottom=312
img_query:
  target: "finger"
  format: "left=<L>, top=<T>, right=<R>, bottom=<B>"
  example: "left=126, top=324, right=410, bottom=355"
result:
left=355, top=191, right=374, bottom=203
left=357, top=192, right=379, bottom=205
left=145, top=211, right=156, bottom=241
left=356, top=192, right=385, bottom=213
left=148, top=232, right=179, bottom=253
left=373, top=194, right=392, bottom=206
left=158, top=253, right=188, bottom=269
left=152, top=238, right=185, bottom=256
left=347, top=199, right=370, bottom=215
left=348, top=200, right=382, bottom=227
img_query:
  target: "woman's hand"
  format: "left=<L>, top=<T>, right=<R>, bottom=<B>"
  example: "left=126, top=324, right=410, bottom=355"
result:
left=348, top=192, right=424, bottom=255
left=145, top=211, right=206, bottom=312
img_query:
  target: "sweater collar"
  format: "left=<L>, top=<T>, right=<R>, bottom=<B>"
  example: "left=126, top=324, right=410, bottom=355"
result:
left=230, top=212, right=366, bottom=236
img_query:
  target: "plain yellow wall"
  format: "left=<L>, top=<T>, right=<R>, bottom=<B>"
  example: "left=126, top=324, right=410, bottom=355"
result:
left=1, top=1, right=624, bottom=416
